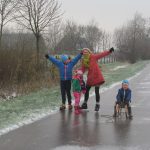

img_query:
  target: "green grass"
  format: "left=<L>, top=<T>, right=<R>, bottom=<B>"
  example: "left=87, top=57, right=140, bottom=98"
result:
left=102, top=61, right=147, bottom=86
left=0, top=88, right=61, bottom=129
left=0, top=61, right=148, bottom=129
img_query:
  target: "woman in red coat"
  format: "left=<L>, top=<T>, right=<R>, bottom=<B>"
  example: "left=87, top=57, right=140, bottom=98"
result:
left=81, top=47, right=114, bottom=111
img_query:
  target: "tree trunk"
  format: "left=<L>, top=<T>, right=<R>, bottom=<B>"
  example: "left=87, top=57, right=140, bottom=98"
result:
left=0, top=22, right=3, bottom=50
left=36, top=35, right=40, bottom=67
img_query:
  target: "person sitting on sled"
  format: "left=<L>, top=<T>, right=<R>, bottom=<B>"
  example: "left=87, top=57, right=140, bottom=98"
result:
left=72, top=69, right=86, bottom=115
left=45, top=52, right=83, bottom=110
left=113, top=80, right=133, bottom=119
left=81, top=47, right=114, bottom=111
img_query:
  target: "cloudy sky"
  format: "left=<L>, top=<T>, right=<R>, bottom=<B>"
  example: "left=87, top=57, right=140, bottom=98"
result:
left=59, top=0, right=150, bottom=32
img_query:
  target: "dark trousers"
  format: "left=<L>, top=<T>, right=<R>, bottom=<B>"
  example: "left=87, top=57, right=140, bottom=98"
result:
left=60, top=80, right=72, bottom=105
left=84, top=85, right=100, bottom=103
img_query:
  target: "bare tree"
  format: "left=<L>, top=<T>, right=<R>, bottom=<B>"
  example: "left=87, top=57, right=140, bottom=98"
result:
left=46, top=20, right=63, bottom=53
left=0, top=0, right=18, bottom=49
left=54, top=20, right=106, bottom=54
left=15, top=0, right=62, bottom=65
left=102, top=31, right=112, bottom=50
left=54, top=21, right=84, bottom=54
left=114, top=13, right=148, bottom=63
left=84, top=21, right=103, bottom=52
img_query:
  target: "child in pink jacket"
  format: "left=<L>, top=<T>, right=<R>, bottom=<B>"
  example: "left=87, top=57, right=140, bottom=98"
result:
left=72, top=69, right=86, bottom=115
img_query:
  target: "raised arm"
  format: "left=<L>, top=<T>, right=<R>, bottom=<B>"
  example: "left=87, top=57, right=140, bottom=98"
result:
left=94, top=47, right=114, bottom=60
left=45, top=54, right=61, bottom=67
left=94, top=50, right=111, bottom=60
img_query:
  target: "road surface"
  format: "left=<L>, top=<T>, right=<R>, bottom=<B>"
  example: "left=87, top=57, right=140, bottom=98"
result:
left=0, top=64, right=150, bottom=150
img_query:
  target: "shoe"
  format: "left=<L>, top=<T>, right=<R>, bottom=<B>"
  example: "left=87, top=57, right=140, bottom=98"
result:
left=128, top=106, right=133, bottom=119
left=95, top=104, right=100, bottom=111
left=113, top=113, right=117, bottom=117
left=68, top=104, right=73, bottom=110
left=81, top=102, right=88, bottom=109
left=74, top=106, right=82, bottom=115
left=129, top=115, right=133, bottom=119
left=116, top=112, right=119, bottom=117
left=59, top=104, right=66, bottom=110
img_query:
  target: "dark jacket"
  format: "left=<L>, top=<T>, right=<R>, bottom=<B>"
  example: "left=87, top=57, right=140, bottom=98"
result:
left=116, top=88, right=132, bottom=102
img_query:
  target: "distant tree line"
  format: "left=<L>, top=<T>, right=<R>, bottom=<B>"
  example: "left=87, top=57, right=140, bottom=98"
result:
left=114, top=13, right=150, bottom=63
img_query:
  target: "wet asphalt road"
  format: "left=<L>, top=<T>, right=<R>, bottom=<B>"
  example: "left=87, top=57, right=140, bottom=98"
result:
left=0, top=64, right=150, bottom=150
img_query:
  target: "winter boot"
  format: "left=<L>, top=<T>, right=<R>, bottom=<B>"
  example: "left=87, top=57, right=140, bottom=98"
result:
left=95, top=104, right=100, bottom=112
left=128, top=106, right=133, bottom=119
left=81, top=102, right=88, bottom=109
left=60, top=104, right=66, bottom=111
left=68, top=104, right=73, bottom=110
left=74, top=106, right=81, bottom=115
left=113, top=105, right=117, bottom=117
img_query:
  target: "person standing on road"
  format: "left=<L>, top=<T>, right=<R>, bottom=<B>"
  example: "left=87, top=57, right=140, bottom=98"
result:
left=45, top=52, right=83, bottom=110
left=72, top=69, right=86, bottom=115
left=81, top=47, right=114, bottom=111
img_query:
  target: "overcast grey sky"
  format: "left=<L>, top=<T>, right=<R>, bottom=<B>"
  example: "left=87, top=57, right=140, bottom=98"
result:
left=59, top=0, right=150, bottom=32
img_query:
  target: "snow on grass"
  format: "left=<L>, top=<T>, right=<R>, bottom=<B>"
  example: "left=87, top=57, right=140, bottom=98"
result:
left=110, top=65, right=128, bottom=71
left=0, top=108, right=58, bottom=136
left=0, top=61, right=148, bottom=136
left=52, top=145, right=145, bottom=150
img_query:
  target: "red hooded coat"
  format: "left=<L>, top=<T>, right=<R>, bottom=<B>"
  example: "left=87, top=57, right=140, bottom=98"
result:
left=82, top=50, right=111, bottom=86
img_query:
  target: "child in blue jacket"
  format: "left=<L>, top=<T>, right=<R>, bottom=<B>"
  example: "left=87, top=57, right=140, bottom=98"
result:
left=113, top=80, right=133, bottom=118
left=45, top=53, right=83, bottom=110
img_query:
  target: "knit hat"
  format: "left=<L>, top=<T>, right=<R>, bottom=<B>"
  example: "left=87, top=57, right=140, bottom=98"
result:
left=61, top=55, right=68, bottom=63
left=82, top=48, right=92, bottom=54
left=74, top=69, right=83, bottom=75
left=122, top=79, right=129, bottom=85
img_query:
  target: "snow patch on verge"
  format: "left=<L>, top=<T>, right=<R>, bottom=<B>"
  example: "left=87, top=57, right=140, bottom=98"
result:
left=110, top=65, right=128, bottom=71
left=0, top=69, right=143, bottom=137
left=0, top=109, right=58, bottom=136
left=52, top=145, right=144, bottom=150
left=52, top=145, right=89, bottom=150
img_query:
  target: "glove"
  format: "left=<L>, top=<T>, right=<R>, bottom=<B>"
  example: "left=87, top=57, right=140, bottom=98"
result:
left=109, top=47, right=114, bottom=53
left=45, top=54, right=49, bottom=59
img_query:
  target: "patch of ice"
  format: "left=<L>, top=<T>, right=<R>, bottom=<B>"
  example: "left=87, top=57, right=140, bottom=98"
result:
left=133, top=117, right=150, bottom=125
left=136, top=87, right=150, bottom=89
left=52, top=145, right=144, bottom=150
left=131, top=105, right=137, bottom=108
left=52, top=145, right=89, bottom=150
left=143, top=78, right=150, bottom=81
left=138, top=82, right=150, bottom=85
left=143, top=117, right=150, bottom=121
left=138, top=91, right=150, bottom=94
